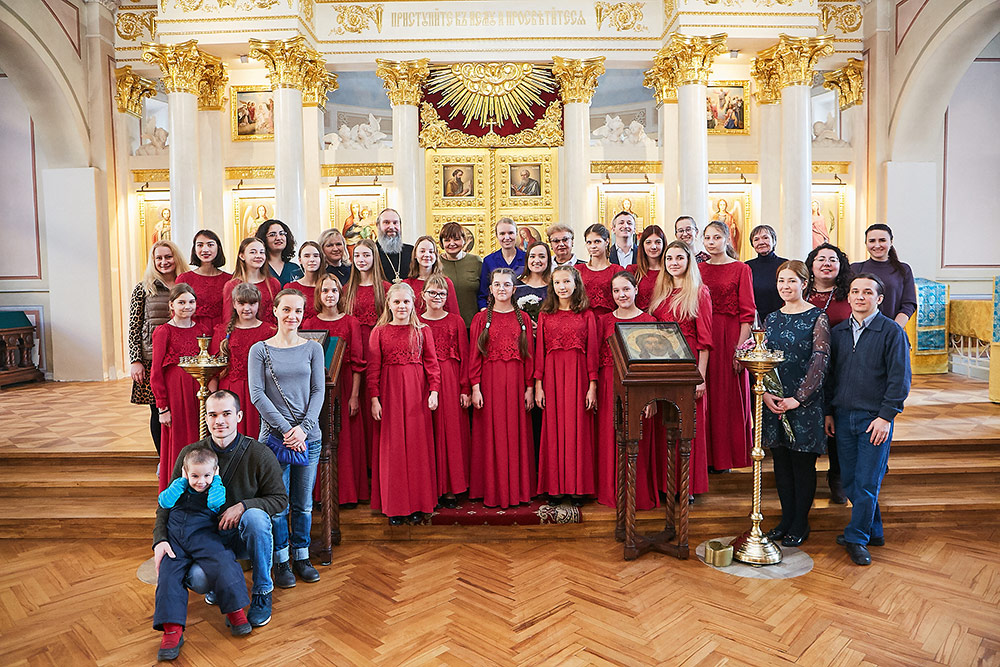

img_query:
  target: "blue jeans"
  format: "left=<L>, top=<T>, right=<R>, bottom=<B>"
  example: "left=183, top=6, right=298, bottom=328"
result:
left=835, top=409, right=892, bottom=545
left=185, top=507, right=274, bottom=596
left=272, top=439, right=322, bottom=562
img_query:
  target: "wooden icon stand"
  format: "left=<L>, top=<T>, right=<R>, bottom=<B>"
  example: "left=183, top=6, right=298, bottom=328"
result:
left=314, top=335, right=345, bottom=566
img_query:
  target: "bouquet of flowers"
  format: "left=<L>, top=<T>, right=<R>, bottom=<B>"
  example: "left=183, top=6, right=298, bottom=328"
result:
left=516, top=293, right=543, bottom=322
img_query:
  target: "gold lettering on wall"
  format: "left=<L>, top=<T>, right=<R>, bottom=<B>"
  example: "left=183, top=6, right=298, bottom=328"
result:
left=389, top=9, right=588, bottom=29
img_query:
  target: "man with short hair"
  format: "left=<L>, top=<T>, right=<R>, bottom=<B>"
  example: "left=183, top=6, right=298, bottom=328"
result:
left=375, top=208, right=413, bottom=283
left=825, top=274, right=910, bottom=566
left=153, top=390, right=287, bottom=627
left=608, top=211, right=637, bottom=267
left=674, top=215, right=709, bottom=263
left=547, top=224, right=580, bottom=268
left=477, top=217, right=526, bottom=308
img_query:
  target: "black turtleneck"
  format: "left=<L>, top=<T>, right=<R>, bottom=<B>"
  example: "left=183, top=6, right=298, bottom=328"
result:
left=745, top=251, right=787, bottom=320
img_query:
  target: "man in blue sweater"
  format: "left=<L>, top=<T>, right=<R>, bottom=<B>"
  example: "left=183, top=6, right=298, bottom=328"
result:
left=824, top=273, right=911, bottom=566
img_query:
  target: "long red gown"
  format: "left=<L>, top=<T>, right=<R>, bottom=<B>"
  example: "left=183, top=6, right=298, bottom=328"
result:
left=535, top=309, right=599, bottom=496
left=597, top=311, right=660, bottom=509
left=209, top=322, right=276, bottom=439
left=349, top=281, right=391, bottom=468
left=222, top=277, right=281, bottom=325
left=420, top=313, right=471, bottom=496
left=652, top=286, right=714, bottom=495
left=151, top=321, right=210, bottom=491
left=404, top=276, right=461, bottom=317
left=578, top=263, right=623, bottom=318
left=284, top=280, right=317, bottom=320
left=468, top=309, right=536, bottom=508
left=699, top=261, right=755, bottom=470
left=177, top=270, right=232, bottom=332
left=625, top=265, right=661, bottom=312
left=367, top=324, right=441, bottom=516
left=303, top=314, right=369, bottom=504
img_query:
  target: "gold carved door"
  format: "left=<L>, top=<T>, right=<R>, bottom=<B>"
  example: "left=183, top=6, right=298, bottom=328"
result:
left=425, top=147, right=558, bottom=256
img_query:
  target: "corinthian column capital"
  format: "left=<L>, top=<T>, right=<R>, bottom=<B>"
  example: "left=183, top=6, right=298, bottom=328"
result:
left=375, top=58, right=430, bottom=106
left=197, top=60, right=228, bottom=111
left=750, top=56, right=782, bottom=105
left=643, top=56, right=678, bottom=104
left=659, top=32, right=728, bottom=86
left=114, top=65, right=157, bottom=117
left=142, top=40, right=216, bottom=95
left=551, top=56, right=606, bottom=104
left=303, top=69, right=339, bottom=108
left=249, top=35, right=322, bottom=91
left=823, top=58, right=865, bottom=110
left=756, top=34, right=835, bottom=89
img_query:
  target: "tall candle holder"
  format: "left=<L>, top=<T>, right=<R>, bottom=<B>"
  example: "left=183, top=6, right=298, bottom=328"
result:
left=728, top=329, right=784, bottom=566
left=179, top=336, right=228, bottom=439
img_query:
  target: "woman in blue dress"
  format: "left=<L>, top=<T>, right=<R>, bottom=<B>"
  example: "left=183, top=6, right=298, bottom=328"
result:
left=762, top=260, right=830, bottom=547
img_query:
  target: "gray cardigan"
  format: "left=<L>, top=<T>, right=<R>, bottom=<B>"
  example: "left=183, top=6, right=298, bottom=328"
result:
left=248, top=340, right=325, bottom=443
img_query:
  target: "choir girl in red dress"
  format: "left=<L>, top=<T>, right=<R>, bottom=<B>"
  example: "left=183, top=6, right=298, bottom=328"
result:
left=283, top=241, right=326, bottom=321
left=209, top=282, right=276, bottom=439
left=469, top=268, right=535, bottom=508
left=151, top=284, right=210, bottom=491
left=177, top=230, right=231, bottom=332
left=534, top=265, right=599, bottom=506
left=699, top=221, right=755, bottom=472
left=302, top=274, right=368, bottom=507
left=419, top=275, right=471, bottom=508
left=650, top=241, right=714, bottom=496
left=626, top=225, right=667, bottom=311
left=596, top=271, right=660, bottom=509
left=368, top=283, right=441, bottom=525
left=403, top=235, right=461, bottom=317
left=577, top=223, right=622, bottom=318
left=223, top=238, right=281, bottom=326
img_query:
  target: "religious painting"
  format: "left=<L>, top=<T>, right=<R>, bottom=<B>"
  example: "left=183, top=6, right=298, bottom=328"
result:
left=441, top=164, right=476, bottom=198
left=707, top=81, right=749, bottom=135
left=509, top=164, right=542, bottom=198
left=507, top=214, right=555, bottom=254
left=427, top=152, right=487, bottom=209
left=137, top=192, right=172, bottom=260
left=235, top=196, right=274, bottom=243
left=515, top=226, right=542, bottom=251
left=496, top=149, right=556, bottom=210
left=231, top=86, right=274, bottom=141
left=597, top=184, right=656, bottom=234
left=616, top=322, right=694, bottom=363
left=329, top=186, right=388, bottom=250
left=707, top=187, right=751, bottom=259
left=810, top=185, right=845, bottom=249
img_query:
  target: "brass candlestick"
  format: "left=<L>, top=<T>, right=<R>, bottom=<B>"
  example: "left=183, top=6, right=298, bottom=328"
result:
left=728, top=329, right=784, bottom=566
left=179, top=336, right=228, bottom=439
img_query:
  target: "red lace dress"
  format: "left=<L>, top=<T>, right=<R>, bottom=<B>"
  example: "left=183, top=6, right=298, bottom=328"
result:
left=302, top=314, right=369, bottom=504
left=151, top=322, right=210, bottom=491
left=653, top=286, right=714, bottom=494
left=284, top=280, right=317, bottom=321
left=209, top=322, right=276, bottom=440
left=700, top=261, right=756, bottom=470
left=468, top=309, right=536, bottom=507
left=222, top=277, right=281, bottom=325
left=348, top=281, right=391, bottom=468
left=578, top=263, right=623, bottom=317
left=367, top=324, right=441, bottom=516
left=625, top=265, right=661, bottom=311
left=177, top=270, right=232, bottom=332
left=404, top=276, right=461, bottom=317
left=534, top=309, right=599, bottom=496
left=597, top=312, right=660, bottom=510
left=420, top=313, right=471, bottom=496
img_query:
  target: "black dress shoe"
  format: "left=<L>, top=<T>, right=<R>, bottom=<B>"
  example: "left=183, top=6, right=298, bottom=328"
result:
left=293, top=559, right=320, bottom=583
left=845, top=542, right=871, bottom=566
left=837, top=534, right=884, bottom=547
left=339, top=502, right=358, bottom=510
left=389, top=516, right=406, bottom=526
left=440, top=496, right=459, bottom=510
left=781, top=527, right=810, bottom=547
left=408, top=511, right=424, bottom=524
left=765, top=526, right=787, bottom=541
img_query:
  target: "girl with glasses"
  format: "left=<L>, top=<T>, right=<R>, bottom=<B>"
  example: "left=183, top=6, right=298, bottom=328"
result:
left=404, top=235, right=461, bottom=317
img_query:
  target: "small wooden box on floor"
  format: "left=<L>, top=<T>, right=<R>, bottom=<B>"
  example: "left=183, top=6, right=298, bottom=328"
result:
left=0, top=312, right=43, bottom=388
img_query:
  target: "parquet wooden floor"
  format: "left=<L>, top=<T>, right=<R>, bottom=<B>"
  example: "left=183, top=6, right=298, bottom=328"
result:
left=1, top=531, right=998, bottom=666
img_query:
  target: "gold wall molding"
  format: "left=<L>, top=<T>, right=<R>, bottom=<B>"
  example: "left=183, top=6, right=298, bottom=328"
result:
left=595, top=2, right=647, bottom=32
left=225, top=166, right=275, bottom=179
left=333, top=4, right=384, bottom=34
left=591, top=161, right=663, bottom=174
left=198, top=60, right=229, bottom=110
left=249, top=35, right=325, bottom=91
left=709, top=160, right=758, bottom=174
left=132, top=169, right=170, bottom=182
left=116, top=11, right=156, bottom=40
left=302, top=0, right=315, bottom=27
left=321, top=163, right=394, bottom=177
left=822, top=57, right=864, bottom=110
left=813, top=161, right=851, bottom=174
left=142, top=40, right=221, bottom=95
left=659, top=32, right=727, bottom=85
left=375, top=58, right=430, bottom=106
left=114, top=65, right=157, bottom=117
left=171, top=0, right=283, bottom=11
left=428, top=152, right=489, bottom=209
left=820, top=3, right=863, bottom=33
left=754, top=34, right=835, bottom=88
left=419, top=101, right=563, bottom=149
left=551, top=56, right=606, bottom=104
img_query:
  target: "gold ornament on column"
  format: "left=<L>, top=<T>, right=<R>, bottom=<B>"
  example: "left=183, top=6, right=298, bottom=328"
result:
left=249, top=35, right=323, bottom=91
left=551, top=56, right=606, bottom=104
left=658, top=32, right=727, bottom=86
left=755, top=34, right=835, bottom=89
left=375, top=58, right=430, bottom=106
left=114, top=65, right=157, bottom=117
left=823, top=58, right=865, bottom=110
left=750, top=56, right=782, bottom=105
left=642, top=54, right=678, bottom=104
left=142, top=40, right=215, bottom=95
left=303, top=69, right=339, bottom=108
left=197, top=60, right=228, bottom=111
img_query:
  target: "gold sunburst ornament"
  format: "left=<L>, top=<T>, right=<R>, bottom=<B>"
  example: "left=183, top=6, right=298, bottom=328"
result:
left=425, top=63, right=558, bottom=130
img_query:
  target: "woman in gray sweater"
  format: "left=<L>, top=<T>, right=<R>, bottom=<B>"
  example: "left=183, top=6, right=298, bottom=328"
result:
left=249, top=288, right=326, bottom=588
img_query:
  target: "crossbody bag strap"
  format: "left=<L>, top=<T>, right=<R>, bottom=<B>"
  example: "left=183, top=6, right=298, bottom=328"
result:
left=262, top=343, right=303, bottom=426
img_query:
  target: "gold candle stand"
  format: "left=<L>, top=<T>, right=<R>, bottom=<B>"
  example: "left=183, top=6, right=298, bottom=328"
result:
left=728, top=329, right=784, bottom=566
left=179, top=336, right=228, bottom=439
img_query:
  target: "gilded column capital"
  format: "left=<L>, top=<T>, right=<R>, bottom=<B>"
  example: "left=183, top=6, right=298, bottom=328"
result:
left=375, top=58, right=430, bottom=106
left=659, top=32, right=727, bottom=86
left=551, top=56, right=606, bottom=105
left=114, top=65, right=157, bottom=117
left=823, top=58, right=865, bottom=110
left=249, top=35, right=323, bottom=91
left=142, top=40, right=212, bottom=95
left=303, top=69, right=339, bottom=108
left=643, top=57, right=678, bottom=104
left=197, top=59, right=228, bottom=111
left=756, top=34, right=835, bottom=89
left=750, top=57, right=781, bottom=105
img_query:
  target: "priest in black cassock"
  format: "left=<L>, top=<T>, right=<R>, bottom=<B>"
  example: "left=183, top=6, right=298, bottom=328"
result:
left=374, top=208, right=413, bottom=283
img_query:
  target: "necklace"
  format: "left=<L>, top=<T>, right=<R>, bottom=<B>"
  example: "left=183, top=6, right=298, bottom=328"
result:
left=814, top=289, right=835, bottom=311
left=385, top=250, right=402, bottom=283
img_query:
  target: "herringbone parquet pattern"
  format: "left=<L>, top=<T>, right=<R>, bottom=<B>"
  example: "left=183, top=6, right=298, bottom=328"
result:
left=1, top=533, right=998, bottom=666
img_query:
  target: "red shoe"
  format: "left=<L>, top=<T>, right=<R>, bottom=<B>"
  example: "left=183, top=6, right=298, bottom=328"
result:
left=157, top=623, right=184, bottom=661
left=226, top=609, right=252, bottom=637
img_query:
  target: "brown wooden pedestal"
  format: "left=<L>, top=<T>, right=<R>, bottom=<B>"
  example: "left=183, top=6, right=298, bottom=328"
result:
left=0, top=312, right=44, bottom=388
left=314, top=338, right=345, bottom=566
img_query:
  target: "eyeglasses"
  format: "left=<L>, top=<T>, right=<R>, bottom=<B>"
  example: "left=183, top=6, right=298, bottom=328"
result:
left=675, top=227, right=695, bottom=234
left=425, top=290, right=448, bottom=299
left=551, top=236, right=572, bottom=245
left=266, top=230, right=286, bottom=238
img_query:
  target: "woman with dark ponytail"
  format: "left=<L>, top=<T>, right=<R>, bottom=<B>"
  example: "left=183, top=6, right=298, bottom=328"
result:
left=850, top=224, right=917, bottom=327
left=468, top=268, right=536, bottom=508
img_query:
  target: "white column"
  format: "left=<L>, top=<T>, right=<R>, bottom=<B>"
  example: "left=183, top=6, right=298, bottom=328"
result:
left=392, top=104, right=425, bottom=240
left=658, top=102, right=679, bottom=226
left=198, top=109, right=225, bottom=236
left=562, top=101, right=589, bottom=239
left=758, top=102, right=781, bottom=237
left=274, top=86, right=307, bottom=245
left=677, top=82, right=708, bottom=226
left=780, top=84, right=812, bottom=261
left=167, top=90, right=201, bottom=249
left=303, top=104, right=323, bottom=239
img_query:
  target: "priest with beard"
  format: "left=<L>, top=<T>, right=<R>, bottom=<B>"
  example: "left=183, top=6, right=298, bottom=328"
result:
left=374, top=208, right=414, bottom=283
